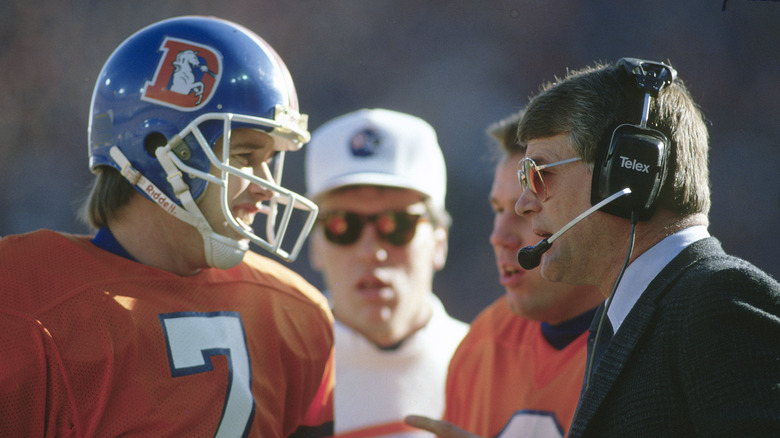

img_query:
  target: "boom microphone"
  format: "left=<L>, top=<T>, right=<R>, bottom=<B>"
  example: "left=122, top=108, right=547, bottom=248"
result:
left=517, top=188, right=632, bottom=269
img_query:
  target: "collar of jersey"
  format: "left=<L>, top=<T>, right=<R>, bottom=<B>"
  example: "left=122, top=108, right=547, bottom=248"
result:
left=541, top=306, right=597, bottom=350
left=91, top=227, right=138, bottom=262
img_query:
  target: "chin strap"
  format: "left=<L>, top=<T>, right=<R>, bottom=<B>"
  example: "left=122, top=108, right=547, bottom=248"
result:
left=200, top=232, right=248, bottom=270
left=109, top=146, right=247, bottom=269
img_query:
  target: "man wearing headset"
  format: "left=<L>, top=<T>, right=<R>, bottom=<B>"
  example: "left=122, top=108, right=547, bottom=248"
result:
left=424, top=111, right=603, bottom=438
left=514, top=58, right=780, bottom=436
left=408, top=58, right=780, bottom=437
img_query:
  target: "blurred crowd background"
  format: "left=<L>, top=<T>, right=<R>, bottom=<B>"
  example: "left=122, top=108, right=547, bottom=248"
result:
left=2, top=0, right=777, bottom=322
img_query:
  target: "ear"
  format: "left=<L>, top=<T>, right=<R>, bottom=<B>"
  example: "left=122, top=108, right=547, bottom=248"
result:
left=432, top=227, right=448, bottom=271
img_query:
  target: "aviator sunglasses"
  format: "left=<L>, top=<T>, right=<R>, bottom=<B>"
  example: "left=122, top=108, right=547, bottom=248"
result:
left=517, top=156, right=582, bottom=201
left=318, top=210, right=425, bottom=246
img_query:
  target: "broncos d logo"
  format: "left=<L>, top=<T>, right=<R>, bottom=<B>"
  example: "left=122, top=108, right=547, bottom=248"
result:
left=170, top=50, right=216, bottom=105
left=143, top=37, right=222, bottom=111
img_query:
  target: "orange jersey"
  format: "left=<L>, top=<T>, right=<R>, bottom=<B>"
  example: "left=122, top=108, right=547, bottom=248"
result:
left=0, top=230, right=334, bottom=437
left=443, top=297, right=589, bottom=438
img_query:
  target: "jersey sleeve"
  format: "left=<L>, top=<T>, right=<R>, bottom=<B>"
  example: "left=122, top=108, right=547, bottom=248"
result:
left=0, top=310, right=79, bottom=437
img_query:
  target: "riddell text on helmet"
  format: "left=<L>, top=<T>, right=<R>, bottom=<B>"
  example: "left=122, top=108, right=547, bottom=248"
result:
left=145, top=184, right=178, bottom=214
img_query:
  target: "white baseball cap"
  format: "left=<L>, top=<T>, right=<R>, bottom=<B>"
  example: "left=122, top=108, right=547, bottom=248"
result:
left=305, top=108, right=447, bottom=211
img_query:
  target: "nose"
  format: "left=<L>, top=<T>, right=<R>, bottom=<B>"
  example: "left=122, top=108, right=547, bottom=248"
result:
left=244, top=162, right=275, bottom=202
left=491, top=209, right=538, bottom=251
left=246, top=180, right=274, bottom=202
left=515, top=187, right=541, bottom=217
left=489, top=212, right=518, bottom=249
left=356, top=225, right=389, bottom=264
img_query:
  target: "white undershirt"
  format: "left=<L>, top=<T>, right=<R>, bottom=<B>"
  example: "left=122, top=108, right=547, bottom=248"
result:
left=331, top=293, right=469, bottom=436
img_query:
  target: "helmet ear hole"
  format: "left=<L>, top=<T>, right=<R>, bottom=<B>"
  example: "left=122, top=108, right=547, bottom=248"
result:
left=144, top=132, right=168, bottom=158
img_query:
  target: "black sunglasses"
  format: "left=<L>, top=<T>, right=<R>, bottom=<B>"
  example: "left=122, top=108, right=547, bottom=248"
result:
left=318, top=210, right=424, bottom=246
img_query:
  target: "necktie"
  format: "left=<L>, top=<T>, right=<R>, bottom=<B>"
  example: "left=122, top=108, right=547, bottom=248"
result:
left=590, top=316, right=614, bottom=371
left=584, top=305, right=614, bottom=390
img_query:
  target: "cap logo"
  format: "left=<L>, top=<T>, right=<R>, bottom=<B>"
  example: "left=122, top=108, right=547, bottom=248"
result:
left=349, top=128, right=381, bottom=157
left=142, top=37, right=222, bottom=111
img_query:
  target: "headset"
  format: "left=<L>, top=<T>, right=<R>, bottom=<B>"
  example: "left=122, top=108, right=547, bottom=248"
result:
left=583, top=58, right=676, bottom=389
left=590, top=57, right=676, bottom=221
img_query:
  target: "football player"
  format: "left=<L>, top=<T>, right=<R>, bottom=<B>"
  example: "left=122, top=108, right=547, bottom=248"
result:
left=406, top=110, right=602, bottom=438
left=0, top=16, right=333, bottom=437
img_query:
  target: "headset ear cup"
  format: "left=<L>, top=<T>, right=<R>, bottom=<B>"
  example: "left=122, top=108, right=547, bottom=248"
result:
left=590, top=57, right=675, bottom=221
left=591, top=124, right=668, bottom=221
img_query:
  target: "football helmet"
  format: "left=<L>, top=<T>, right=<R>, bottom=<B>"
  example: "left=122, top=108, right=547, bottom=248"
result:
left=88, top=16, right=317, bottom=267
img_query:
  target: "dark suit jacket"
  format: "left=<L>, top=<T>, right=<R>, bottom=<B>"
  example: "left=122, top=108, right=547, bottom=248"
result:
left=569, top=237, right=780, bottom=437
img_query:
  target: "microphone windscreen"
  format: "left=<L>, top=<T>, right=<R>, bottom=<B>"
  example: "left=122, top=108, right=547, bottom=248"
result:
left=517, top=239, right=551, bottom=270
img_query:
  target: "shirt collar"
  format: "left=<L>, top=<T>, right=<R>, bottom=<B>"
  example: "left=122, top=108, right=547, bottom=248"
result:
left=607, top=225, right=709, bottom=333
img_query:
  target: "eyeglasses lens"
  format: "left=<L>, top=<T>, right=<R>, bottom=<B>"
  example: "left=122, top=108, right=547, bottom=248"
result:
left=519, top=159, right=546, bottom=200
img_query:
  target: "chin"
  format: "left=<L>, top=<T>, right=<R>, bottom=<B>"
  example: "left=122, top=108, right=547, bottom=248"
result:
left=223, top=227, right=250, bottom=243
left=539, top=257, right=565, bottom=284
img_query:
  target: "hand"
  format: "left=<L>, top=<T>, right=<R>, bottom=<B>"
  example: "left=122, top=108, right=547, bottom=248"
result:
left=404, top=415, right=483, bottom=438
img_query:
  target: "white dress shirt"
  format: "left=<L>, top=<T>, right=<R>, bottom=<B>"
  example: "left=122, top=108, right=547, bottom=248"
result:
left=607, top=225, right=710, bottom=333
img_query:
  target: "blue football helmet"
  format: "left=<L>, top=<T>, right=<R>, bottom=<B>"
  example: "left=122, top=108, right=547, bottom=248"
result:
left=88, top=16, right=317, bottom=267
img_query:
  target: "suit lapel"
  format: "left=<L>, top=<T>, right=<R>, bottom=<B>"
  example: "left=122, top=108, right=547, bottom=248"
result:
left=572, top=293, right=658, bottom=429
left=570, top=237, right=722, bottom=433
